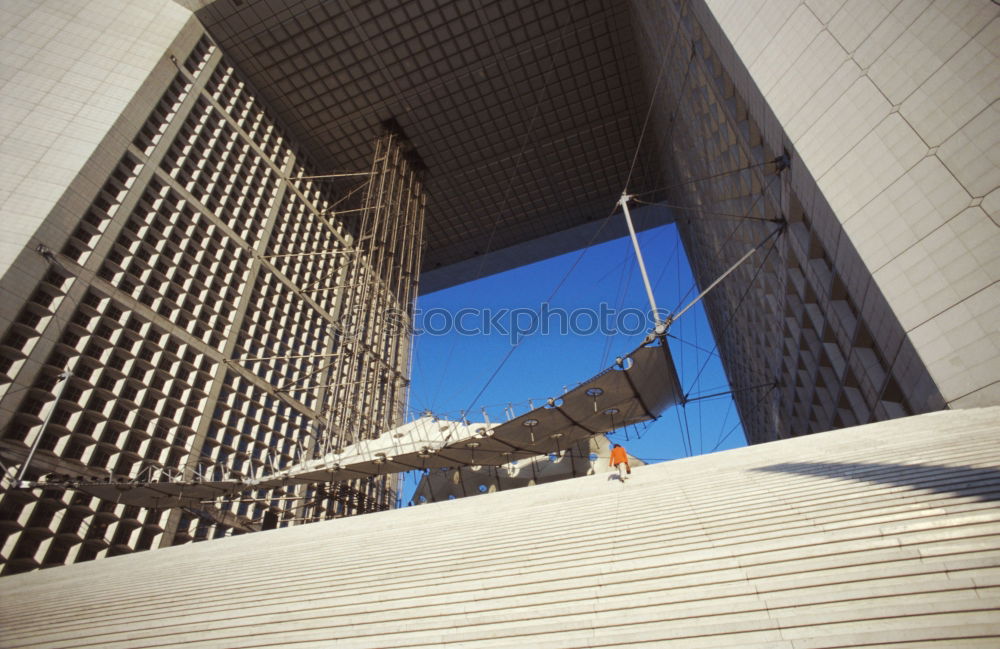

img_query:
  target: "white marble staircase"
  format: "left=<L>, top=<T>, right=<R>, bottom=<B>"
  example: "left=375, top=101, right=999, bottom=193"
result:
left=1, top=408, right=998, bottom=648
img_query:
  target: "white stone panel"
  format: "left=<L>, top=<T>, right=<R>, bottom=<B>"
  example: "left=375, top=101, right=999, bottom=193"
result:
left=804, top=0, right=847, bottom=25
left=748, top=4, right=825, bottom=99
left=796, top=74, right=891, bottom=179
left=875, top=205, right=999, bottom=332
left=727, top=0, right=800, bottom=70
left=982, top=186, right=1000, bottom=227
left=950, top=380, right=1000, bottom=409
left=0, top=0, right=191, bottom=282
left=777, top=40, right=856, bottom=142
left=820, top=112, right=928, bottom=223
left=936, top=101, right=1000, bottom=200
left=827, top=0, right=896, bottom=54
left=845, top=155, right=971, bottom=273
left=706, top=0, right=769, bottom=49
left=901, top=18, right=1000, bottom=147
left=907, top=282, right=1000, bottom=405
left=852, top=0, right=932, bottom=69
left=867, top=0, right=995, bottom=106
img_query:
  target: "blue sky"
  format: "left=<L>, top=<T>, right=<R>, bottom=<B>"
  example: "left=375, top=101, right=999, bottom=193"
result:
left=399, top=221, right=746, bottom=503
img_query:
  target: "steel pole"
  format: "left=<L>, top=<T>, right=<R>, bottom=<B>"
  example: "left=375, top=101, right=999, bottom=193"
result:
left=619, top=193, right=662, bottom=325
left=15, top=371, right=70, bottom=488
left=667, top=224, right=783, bottom=327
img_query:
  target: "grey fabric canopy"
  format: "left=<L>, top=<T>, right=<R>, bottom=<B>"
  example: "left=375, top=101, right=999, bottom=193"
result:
left=33, top=338, right=683, bottom=509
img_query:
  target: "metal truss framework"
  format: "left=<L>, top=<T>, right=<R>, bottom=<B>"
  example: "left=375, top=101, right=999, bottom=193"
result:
left=20, top=337, right=683, bottom=512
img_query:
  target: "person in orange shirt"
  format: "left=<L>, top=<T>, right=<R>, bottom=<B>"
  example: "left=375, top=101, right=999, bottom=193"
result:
left=610, top=443, right=630, bottom=482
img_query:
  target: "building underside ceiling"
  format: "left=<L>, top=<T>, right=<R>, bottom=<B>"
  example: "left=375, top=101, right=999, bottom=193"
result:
left=190, top=0, right=663, bottom=278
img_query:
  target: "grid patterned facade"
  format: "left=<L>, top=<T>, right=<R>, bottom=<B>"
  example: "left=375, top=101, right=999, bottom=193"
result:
left=630, top=0, right=948, bottom=443
left=0, top=30, right=424, bottom=574
left=191, top=0, right=660, bottom=272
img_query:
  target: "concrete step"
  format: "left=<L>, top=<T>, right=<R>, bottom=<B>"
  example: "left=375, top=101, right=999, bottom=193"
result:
left=2, top=407, right=998, bottom=649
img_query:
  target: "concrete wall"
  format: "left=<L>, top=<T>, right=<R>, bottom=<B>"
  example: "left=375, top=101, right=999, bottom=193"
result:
left=704, top=0, right=999, bottom=408
left=0, top=0, right=193, bottom=283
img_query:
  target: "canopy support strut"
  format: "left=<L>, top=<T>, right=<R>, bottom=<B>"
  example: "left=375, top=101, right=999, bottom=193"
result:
left=15, top=371, right=70, bottom=488
left=665, top=224, right=784, bottom=330
left=619, top=193, right=662, bottom=326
